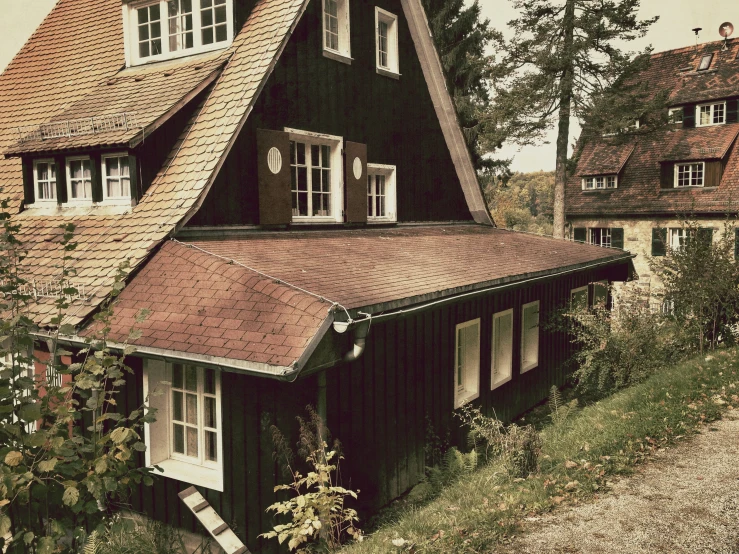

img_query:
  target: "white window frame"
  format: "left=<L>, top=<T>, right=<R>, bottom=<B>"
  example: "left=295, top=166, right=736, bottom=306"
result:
left=668, top=227, right=694, bottom=251
left=696, top=101, right=726, bottom=127
left=375, top=7, right=399, bottom=77
left=491, top=309, right=513, bottom=390
left=674, top=162, right=704, bottom=188
left=286, top=128, right=344, bottom=224
left=593, top=281, right=608, bottom=309
left=570, top=286, right=589, bottom=311
left=101, top=153, right=133, bottom=204
left=454, top=318, right=480, bottom=408
left=366, top=163, right=397, bottom=223
left=697, top=53, right=713, bottom=71
left=143, top=360, right=224, bottom=492
left=588, top=228, right=612, bottom=248
left=124, top=0, right=234, bottom=67
left=668, top=107, right=683, bottom=124
left=65, top=156, right=93, bottom=205
left=32, top=159, right=57, bottom=205
left=322, top=0, right=351, bottom=63
left=520, top=301, right=540, bottom=373
left=582, top=175, right=617, bottom=190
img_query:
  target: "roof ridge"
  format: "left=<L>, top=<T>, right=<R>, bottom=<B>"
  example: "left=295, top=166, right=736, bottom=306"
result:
left=651, top=37, right=737, bottom=59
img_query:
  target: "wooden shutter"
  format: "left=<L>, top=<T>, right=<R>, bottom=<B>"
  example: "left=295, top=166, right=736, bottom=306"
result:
left=696, top=227, right=714, bottom=246
left=704, top=161, right=722, bottom=187
left=651, top=228, right=667, bottom=256
left=22, top=157, right=34, bottom=205
left=573, top=227, right=586, bottom=243
left=144, top=359, right=170, bottom=466
left=682, top=104, right=695, bottom=128
left=54, top=155, right=68, bottom=204
left=659, top=163, right=673, bottom=189
left=735, top=228, right=739, bottom=260
left=727, top=99, right=739, bottom=123
left=90, top=153, right=103, bottom=203
left=344, top=141, right=368, bottom=223
left=257, top=129, right=292, bottom=225
left=128, top=155, right=139, bottom=203
left=611, top=228, right=624, bottom=249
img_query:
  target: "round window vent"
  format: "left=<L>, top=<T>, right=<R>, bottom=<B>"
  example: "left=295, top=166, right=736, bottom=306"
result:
left=353, top=157, right=363, bottom=180
left=267, top=147, right=283, bottom=174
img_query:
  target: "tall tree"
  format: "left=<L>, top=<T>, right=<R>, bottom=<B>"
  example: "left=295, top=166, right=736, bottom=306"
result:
left=422, top=0, right=502, bottom=172
left=492, top=0, right=659, bottom=238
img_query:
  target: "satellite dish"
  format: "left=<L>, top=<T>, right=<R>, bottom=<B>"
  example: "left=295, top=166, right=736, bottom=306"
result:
left=719, top=22, right=734, bottom=38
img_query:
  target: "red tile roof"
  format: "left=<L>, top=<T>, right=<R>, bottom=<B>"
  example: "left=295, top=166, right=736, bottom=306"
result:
left=576, top=142, right=635, bottom=176
left=179, top=225, right=632, bottom=312
left=660, top=124, right=739, bottom=161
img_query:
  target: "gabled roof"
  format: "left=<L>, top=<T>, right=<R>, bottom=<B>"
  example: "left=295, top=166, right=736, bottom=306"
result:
left=660, top=125, right=739, bottom=162
left=576, top=142, right=635, bottom=176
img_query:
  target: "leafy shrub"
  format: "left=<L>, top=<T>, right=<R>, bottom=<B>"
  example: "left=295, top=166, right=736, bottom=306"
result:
left=89, top=515, right=209, bottom=554
left=262, top=406, right=360, bottom=552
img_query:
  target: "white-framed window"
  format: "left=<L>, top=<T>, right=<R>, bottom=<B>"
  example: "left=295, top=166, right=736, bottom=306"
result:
left=520, top=301, right=539, bottom=373
left=375, top=7, right=399, bottom=75
left=696, top=102, right=726, bottom=127
left=570, top=286, right=588, bottom=311
left=668, top=228, right=694, bottom=251
left=102, top=154, right=132, bottom=202
left=668, top=107, right=683, bottom=124
left=367, top=164, right=397, bottom=222
left=287, top=129, right=344, bottom=223
left=322, top=0, right=350, bottom=61
left=32, top=159, right=57, bottom=204
left=454, top=318, right=480, bottom=408
left=593, top=281, right=608, bottom=308
left=697, top=53, right=713, bottom=71
left=65, top=156, right=93, bottom=204
left=588, top=228, right=612, bottom=248
left=674, top=162, right=704, bottom=187
left=582, top=175, right=617, bottom=190
left=143, top=360, right=223, bottom=491
left=125, top=0, right=233, bottom=66
left=491, top=309, right=513, bottom=390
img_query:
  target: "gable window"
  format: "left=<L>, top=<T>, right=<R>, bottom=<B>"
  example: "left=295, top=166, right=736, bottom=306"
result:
left=668, top=107, right=683, bottom=124
left=66, top=157, right=92, bottom=203
left=102, top=154, right=132, bottom=202
left=697, top=53, right=713, bottom=71
left=696, top=102, right=726, bottom=126
left=521, top=301, right=539, bottom=372
left=127, top=0, right=233, bottom=66
left=454, top=319, right=480, bottom=408
left=491, top=309, right=513, bottom=390
left=367, top=164, right=396, bottom=222
left=674, top=162, right=704, bottom=187
left=583, top=175, right=617, bottom=189
left=593, top=281, right=608, bottom=308
left=375, top=8, right=399, bottom=76
left=322, top=0, right=350, bottom=62
left=571, top=286, right=588, bottom=310
left=33, top=159, right=57, bottom=203
left=144, top=360, right=223, bottom=491
left=288, top=129, right=343, bottom=223
left=588, top=228, right=612, bottom=248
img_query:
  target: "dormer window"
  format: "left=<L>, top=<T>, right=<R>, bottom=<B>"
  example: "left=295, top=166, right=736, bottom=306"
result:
left=375, top=8, right=399, bottom=77
left=696, top=101, right=726, bottom=126
left=674, top=162, right=704, bottom=187
left=127, top=0, right=233, bottom=66
left=668, top=107, right=683, bottom=124
left=102, top=154, right=132, bottom=202
left=322, top=0, right=351, bottom=63
left=582, top=175, right=617, bottom=190
left=697, top=53, right=713, bottom=71
left=66, top=156, right=93, bottom=204
left=33, top=160, right=57, bottom=203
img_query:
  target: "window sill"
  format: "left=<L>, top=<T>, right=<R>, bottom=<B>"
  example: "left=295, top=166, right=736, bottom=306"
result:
left=491, top=375, right=512, bottom=391
left=129, top=42, right=232, bottom=68
left=454, top=390, right=479, bottom=409
left=152, top=458, right=223, bottom=492
left=663, top=186, right=716, bottom=192
left=376, top=67, right=400, bottom=80
left=520, top=362, right=538, bottom=374
left=581, top=188, right=617, bottom=193
left=368, top=217, right=397, bottom=224
left=323, top=49, right=352, bottom=65
left=291, top=217, right=341, bottom=225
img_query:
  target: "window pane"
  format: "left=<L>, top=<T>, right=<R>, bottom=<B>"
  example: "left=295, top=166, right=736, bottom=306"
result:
left=186, top=427, right=198, bottom=457
left=201, top=0, right=212, bottom=7
left=138, top=7, right=149, bottom=24
left=204, top=368, right=215, bottom=395
left=185, top=366, right=197, bottom=391
left=321, top=145, right=330, bottom=167
left=173, top=424, right=184, bottom=453
left=296, top=142, right=305, bottom=165
left=205, top=431, right=217, bottom=462
left=215, top=5, right=226, bottom=23
left=172, top=391, right=183, bottom=421
left=151, top=4, right=160, bottom=19
left=202, top=7, right=213, bottom=26
left=202, top=27, right=214, bottom=44
left=186, top=393, right=198, bottom=425
left=173, top=364, right=183, bottom=388
left=205, top=396, right=216, bottom=428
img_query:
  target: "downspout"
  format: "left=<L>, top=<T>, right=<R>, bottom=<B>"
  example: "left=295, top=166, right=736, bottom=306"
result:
left=333, top=312, right=372, bottom=362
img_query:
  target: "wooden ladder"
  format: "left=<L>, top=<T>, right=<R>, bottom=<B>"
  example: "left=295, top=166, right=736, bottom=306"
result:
left=178, top=486, right=250, bottom=554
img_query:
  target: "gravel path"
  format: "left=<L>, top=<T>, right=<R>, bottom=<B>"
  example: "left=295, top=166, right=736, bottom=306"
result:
left=499, top=411, right=739, bottom=554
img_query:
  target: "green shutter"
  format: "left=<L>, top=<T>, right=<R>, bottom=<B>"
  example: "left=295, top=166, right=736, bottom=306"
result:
left=735, top=229, right=739, bottom=260
left=696, top=227, right=713, bottom=247
left=611, top=228, right=624, bottom=249
left=651, top=228, right=667, bottom=256
left=682, top=104, right=695, bottom=128
left=573, top=227, right=586, bottom=243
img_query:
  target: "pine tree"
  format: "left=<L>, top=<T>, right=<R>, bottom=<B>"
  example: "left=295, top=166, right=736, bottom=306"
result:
left=492, top=0, right=662, bottom=238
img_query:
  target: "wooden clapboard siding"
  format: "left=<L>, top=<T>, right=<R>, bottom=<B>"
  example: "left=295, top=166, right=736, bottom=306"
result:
left=188, top=0, right=472, bottom=227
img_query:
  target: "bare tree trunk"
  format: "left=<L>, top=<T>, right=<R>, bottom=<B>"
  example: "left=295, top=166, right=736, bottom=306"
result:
left=553, top=0, right=576, bottom=239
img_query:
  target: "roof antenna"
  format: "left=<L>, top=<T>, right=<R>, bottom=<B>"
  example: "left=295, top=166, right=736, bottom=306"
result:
left=719, top=22, right=734, bottom=51
left=692, top=27, right=702, bottom=50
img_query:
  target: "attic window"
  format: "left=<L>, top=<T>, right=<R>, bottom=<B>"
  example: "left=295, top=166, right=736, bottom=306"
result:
left=582, top=175, right=617, bottom=190
left=697, top=53, right=713, bottom=71
left=33, top=159, right=57, bottom=204
left=696, top=101, right=726, bottom=126
left=322, top=0, right=351, bottom=63
left=674, top=162, right=704, bottom=187
left=375, top=8, right=399, bottom=77
left=127, top=0, right=233, bottom=66
left=668, top=107, right=683, bottom=124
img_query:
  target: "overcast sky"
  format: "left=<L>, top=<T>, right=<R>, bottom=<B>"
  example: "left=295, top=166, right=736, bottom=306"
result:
left=1, top=0, right=737, bottom=172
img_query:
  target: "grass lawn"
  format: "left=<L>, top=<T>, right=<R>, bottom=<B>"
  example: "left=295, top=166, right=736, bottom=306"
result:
left=341, top=347, right=739, bottom=553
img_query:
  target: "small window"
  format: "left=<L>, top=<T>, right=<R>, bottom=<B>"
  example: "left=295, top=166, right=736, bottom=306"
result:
left=367, top=164, right=396, bottom=222
left=593, top=281, right=608, bottom=308
left=521, top=301, right=539, bottom=373
left=588, top=228, right=612, bottom=248
left=668, top=228, right=693, bottom=251
left=323, top=0, right=350, bottom=61
left=696, top=102, right=726, bottom=126
left=66, top=156, right=93, bottom=204
left=570, top=286, right=588, bottom=311
left=144, top=360, right=223, bottom=491
left=454, top=319, right=480, bottom=408
left=674, top=162, right=704, bottom=187
left=200, top=0, right=228, bottom=45
left=287, top=129, right=343, bottom=223
left=697, top=53, right=713, bottom=71
left=582, top=175, right=617, bottom=189
left=668, top=108, right=683, bottom=124
left=102, top=154, right=132, bottom=202
left=375, top=8, right=399, bottom=76
left=33, top=159, right=57, bottom=203
left=491, top=309, right=513, bottom=390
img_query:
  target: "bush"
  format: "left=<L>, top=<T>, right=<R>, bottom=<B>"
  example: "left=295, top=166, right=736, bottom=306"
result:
left=88, top=515, right=211, bottom=554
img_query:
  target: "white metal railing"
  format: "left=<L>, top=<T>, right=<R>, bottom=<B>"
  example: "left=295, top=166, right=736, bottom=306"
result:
left=1, top=279, right=86, bottom=301
left=16, top=112, right=142, bottom=143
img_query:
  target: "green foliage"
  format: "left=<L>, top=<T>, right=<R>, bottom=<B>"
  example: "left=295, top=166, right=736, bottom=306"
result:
left=91, top=515, right=205, bottom=554
left=261, top=406, right=360, bottom=552
left=650, top=221, right=739, bottom=354
left=423, top=416, right=450, bottom=469
left=548, top=386, right=578, bottom=427
left=483, top=171, right=554, bottom=234
left=0, top=201, right=156, bottom=553
left=426, top=448, right=478, bottom=493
